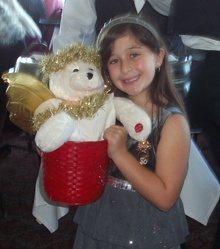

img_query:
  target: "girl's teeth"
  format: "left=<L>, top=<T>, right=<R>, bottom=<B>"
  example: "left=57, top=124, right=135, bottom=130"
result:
left=124, top=76, right=139, bottom=83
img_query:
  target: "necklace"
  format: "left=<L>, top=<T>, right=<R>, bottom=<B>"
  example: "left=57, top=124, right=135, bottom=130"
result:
left=136, top=102, right=154, bottom=165
left=136, top=139, right=152, bottom=165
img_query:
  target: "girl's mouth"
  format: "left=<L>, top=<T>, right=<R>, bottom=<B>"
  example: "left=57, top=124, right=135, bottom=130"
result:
left=123, top=75, right=140, bottom=84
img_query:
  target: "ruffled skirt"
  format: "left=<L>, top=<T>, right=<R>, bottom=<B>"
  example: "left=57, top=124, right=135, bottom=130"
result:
left=73, top=184, right=188, bottom=249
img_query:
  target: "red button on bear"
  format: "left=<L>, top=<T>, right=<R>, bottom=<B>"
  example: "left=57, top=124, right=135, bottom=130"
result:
left=134, top=123, right=143, bottom=133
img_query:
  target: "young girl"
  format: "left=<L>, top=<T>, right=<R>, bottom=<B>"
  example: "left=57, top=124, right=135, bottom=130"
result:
left=73, top=15, right=190, bottom=249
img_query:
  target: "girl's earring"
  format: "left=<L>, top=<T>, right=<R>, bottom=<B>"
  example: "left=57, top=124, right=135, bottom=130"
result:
left=156, top=66, right=160, bottom=72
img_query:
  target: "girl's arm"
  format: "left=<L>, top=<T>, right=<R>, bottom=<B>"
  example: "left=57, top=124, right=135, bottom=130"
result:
left=103, top=114, right=190, bottom=212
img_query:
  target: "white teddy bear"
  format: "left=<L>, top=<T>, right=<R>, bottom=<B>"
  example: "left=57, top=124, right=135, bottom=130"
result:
left=33, top=43, right=152, bottom=152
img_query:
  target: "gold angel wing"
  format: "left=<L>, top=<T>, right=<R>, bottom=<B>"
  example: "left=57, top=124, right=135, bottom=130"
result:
left=2, top=72, right=55, bottom=134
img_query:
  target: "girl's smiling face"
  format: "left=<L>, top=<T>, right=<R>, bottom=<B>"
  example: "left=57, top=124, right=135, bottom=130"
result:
left=107, top=34, right=164, bottom=99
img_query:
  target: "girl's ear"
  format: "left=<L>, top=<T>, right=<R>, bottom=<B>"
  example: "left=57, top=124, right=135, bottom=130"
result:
left=156, top=48, right=165, bottom=67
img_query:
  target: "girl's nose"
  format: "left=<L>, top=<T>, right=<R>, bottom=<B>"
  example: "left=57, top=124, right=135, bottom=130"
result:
left=121, top=59, right=132, bottom=74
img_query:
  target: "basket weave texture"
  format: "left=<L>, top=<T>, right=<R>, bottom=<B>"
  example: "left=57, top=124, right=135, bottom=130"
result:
left=42, top=140, right=110, bottom=206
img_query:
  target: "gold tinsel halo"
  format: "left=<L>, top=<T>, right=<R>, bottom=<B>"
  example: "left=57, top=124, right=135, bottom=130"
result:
left=32, top=91, right=109, bottom=132
left=41, top=42, right=102, bottom=83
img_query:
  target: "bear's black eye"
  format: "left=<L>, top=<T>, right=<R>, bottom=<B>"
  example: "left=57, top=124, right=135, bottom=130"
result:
left=73, top=69, right=79, bottom=72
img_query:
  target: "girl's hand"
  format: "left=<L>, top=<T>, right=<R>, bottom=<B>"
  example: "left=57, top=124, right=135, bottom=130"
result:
left=103, top=125, right=128, bottom=159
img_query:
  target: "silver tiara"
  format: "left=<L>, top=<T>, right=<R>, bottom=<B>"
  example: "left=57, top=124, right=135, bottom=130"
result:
left=96, top=15, right=160, bottom=47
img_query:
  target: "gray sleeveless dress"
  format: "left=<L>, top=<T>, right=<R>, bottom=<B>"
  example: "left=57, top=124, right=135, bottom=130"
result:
left=73, top=106, right=189, bottom=249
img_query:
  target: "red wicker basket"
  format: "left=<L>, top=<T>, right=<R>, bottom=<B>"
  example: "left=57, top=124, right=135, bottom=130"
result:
left=41, top=140, right=110, bottom=206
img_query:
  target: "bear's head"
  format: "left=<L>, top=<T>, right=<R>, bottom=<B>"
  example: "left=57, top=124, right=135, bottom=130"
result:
left=41, top=43, right=104, bottom=101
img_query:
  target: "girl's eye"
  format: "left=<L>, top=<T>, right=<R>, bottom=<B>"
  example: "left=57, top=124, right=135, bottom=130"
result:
left=130, top=53, right=139, bottom=58
left=109, top=58, right=118, bottom=65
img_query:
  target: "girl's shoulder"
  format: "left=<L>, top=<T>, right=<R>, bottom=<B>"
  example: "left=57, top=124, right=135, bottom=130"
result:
left=153, top=104, right=182, bottom=128
left=164, top=105, right=182, bottom=115
left=160, top=105, right=190, bottom=138
left=151, top=104, right=188, bottom=139
left=162, top=105, right=187, bottom=128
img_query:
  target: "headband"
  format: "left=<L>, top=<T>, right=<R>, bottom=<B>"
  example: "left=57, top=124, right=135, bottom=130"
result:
left=96, top=15, right=160, bottom=47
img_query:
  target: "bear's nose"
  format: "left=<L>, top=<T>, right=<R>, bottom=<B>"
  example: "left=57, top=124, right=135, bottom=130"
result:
left=87, top=73, right=93, bottom=80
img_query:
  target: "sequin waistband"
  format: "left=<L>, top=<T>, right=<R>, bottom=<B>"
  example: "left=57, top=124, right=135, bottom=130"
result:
left=107, top=175, right=136, bottom=192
